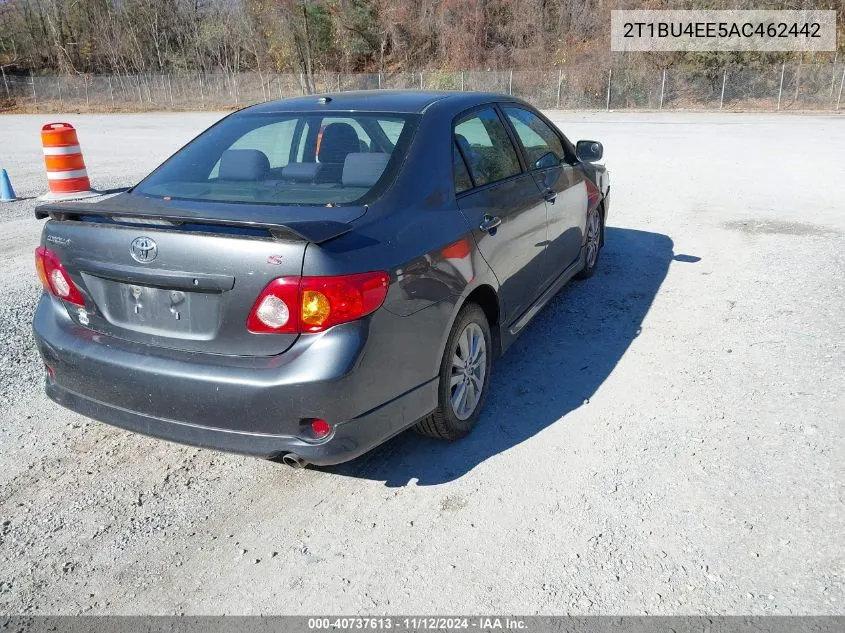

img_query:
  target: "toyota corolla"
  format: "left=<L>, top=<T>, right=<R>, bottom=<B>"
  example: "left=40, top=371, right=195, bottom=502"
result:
left=32, top=90, right=609, bottom=467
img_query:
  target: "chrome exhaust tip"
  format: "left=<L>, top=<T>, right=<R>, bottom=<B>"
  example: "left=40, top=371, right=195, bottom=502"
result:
left=281, top=453, right=307, bottom=469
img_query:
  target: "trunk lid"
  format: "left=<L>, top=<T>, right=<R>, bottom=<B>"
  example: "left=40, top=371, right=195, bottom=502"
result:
left=38, top=194, right=364, bottom=357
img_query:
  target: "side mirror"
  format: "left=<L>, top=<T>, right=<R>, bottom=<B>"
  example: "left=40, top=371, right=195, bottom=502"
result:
left=534, top=151, right=562, bottom=170
left=576, top=140, right=603, bottom=162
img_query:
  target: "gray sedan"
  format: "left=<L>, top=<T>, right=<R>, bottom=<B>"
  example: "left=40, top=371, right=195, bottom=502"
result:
left=33, top=90, right=609, bottom=466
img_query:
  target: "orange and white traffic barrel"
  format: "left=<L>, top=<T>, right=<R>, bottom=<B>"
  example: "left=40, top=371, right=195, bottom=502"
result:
left=39, top=122, right=98, bottom=200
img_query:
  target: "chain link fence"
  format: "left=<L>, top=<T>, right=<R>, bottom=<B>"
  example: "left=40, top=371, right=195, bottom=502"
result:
left=2, top=63, right=844, bottom=113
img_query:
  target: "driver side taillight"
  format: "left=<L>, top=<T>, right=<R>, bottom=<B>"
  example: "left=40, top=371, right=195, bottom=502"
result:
left=35, top=246, right=85, bottom=306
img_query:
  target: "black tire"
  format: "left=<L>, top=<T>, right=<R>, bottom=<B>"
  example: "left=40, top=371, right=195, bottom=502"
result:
left=415, top=303, right=492, bottom=440
left=576, top=205, right=604, bottom=280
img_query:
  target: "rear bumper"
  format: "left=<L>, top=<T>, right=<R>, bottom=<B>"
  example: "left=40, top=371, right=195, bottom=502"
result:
left=44, top=378, right=435, bottom=465
left=34, top=294, right=439, bottom=464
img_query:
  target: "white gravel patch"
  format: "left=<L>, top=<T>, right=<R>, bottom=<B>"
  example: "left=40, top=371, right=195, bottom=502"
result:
left=0, top=110, right=843, bottom=615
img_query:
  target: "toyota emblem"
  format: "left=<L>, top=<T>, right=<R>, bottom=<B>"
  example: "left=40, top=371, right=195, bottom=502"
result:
left=130, top=237, right=157, bottom=263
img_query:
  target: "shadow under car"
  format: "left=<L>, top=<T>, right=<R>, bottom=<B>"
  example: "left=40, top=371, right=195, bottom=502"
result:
left=321, top=226, right=686, bottom=486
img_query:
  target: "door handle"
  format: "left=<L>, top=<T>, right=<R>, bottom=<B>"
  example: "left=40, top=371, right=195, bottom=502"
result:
left=542, top=188, right=557, bottom=204
left=479, top=215, right=502, bottom=232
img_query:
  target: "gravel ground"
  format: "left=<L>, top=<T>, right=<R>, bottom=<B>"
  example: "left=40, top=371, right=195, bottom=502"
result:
left=0, top=110, right=843, bottom=615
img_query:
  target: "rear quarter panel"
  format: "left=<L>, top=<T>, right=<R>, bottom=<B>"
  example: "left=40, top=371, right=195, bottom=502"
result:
left=302, top=102, right=502, bottom=384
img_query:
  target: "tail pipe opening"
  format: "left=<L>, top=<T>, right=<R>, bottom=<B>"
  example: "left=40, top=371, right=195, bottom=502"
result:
left=281, top=453, right=308, bottom=469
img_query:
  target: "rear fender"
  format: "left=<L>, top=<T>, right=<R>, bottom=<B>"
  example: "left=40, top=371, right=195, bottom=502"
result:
left=431, top=267, right=504, bottom=379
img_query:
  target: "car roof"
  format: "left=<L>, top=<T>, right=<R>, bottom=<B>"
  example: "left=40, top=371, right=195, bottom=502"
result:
left=242, top=90, right=523, bottom=115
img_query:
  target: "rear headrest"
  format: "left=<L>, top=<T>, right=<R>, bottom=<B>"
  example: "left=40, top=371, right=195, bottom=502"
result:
left=281, top=162, right=322, bottom=182
left=218, top=149, right=270, bottom=181
left=342, top=153, right=390, bottom=188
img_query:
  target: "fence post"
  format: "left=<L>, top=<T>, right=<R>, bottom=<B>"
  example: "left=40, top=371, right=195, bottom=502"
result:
left=419, top=71, right=423, bottom=90
left=830, top=54, right=838, bottom=104
left=107, top=75, right=115, bottom=108
left=719, top=68, right=727, bottom=110
left=57, top=77, right=63, bottom=109
left=837, top=65, right=845, bottom=111
left=461, top=71, right=465, bottom=91
left=378, top=72, right=381, bottom=89
left=508, top=69, right=513, bottom=95
left=30, top=69, right=38, bottom=113
left=1, top=66, right=10, bottom=100
left=659, top=68, right=666, bottom=109
left=84, top=76, right=89, bottom=107
left=605, top=68, right=612, bottom=111
left=777, top=62, right=785, bottom=111
left=556, top=68, right=562, bottom=108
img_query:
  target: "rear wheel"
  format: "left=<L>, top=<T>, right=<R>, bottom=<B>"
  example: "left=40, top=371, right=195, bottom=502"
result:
left=576, top=205, right=603, bottom=279
left=415, top=303, right=492, bottom=440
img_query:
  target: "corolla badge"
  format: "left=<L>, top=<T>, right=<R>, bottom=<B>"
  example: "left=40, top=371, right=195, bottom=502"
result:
left=130, top=237, right=158, bottom=263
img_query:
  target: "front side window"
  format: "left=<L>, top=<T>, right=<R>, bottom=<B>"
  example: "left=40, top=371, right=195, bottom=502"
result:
left=454, top=107, right=521, bottom=187
left=503, top=106, right=565, bottom=168
left=134, top=112, right=415, bottom=206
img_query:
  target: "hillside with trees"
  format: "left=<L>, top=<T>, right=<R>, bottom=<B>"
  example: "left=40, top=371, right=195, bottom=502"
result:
left=1, top=0, right=842, bottom=79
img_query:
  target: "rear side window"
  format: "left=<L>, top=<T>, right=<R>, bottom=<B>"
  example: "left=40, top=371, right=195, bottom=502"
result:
left=379, top=120, right=405, bottom=144
left=503, top=107, right=565, bottom=167
left=134, top=112, right=416, bottom=206
left=453, top=143, right=473, bottom=194
left=454, top=108, right=521, bottom=187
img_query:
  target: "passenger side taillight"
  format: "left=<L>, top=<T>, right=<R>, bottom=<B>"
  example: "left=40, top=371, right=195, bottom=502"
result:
left=247, top=272, right=389, bottom=334
left=35, top=246, right=85, bottom=306
left=247, top=277, right=300, bottom=334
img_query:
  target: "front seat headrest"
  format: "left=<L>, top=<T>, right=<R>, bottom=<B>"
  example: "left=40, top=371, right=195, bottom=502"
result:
left=218, top=149, right=270, bottom=181
left=318, top=123, right=361, bottom=164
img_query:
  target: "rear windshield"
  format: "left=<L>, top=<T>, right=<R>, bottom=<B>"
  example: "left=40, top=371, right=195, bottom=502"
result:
left=133, top=112, right=417, bottom=206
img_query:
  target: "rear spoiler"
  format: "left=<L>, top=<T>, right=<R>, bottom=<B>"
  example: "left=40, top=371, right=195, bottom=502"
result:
left=34, top=201, right=354, bottom=244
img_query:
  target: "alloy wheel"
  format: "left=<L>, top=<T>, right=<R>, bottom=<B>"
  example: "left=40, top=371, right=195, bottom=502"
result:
left=449, top=322, right=487, bottom=420
left=585, top=209, right=601, bottom=269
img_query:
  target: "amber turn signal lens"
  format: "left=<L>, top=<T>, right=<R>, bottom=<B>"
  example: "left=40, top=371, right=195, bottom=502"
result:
left=301, top=290, right=331, bottom=326
left=35, top=255, right=50, bottom=291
